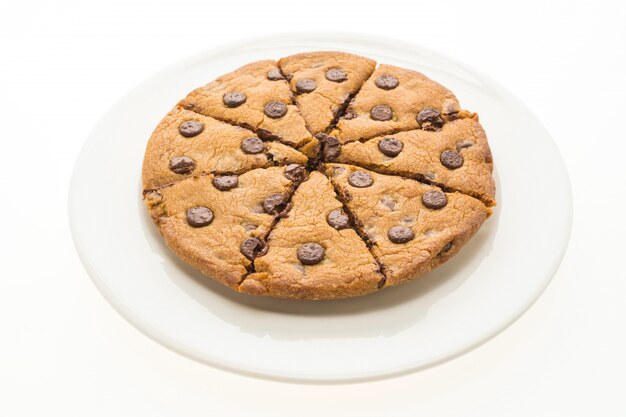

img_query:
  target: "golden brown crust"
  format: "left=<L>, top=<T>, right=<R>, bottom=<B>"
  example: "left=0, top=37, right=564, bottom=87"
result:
left=336, top=116, right=496, bottom=206
left=326, top=164, right=489, bottom=286
left=178, top=60, right=319, bottom=157
left=332, top=64, right=460, bottom=143
left=143, top=167, right=295, bottom=289
left=141, top=52, right=497, bottom=300
left=279, top=51, right=376, bottom=134
left=142, top=106, right=307, bottom=190
left=238, top=172, right=383, bottom=299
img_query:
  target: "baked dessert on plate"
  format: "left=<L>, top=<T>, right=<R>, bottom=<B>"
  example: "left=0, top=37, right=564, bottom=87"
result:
left=142, top=51, right=496, bottom=300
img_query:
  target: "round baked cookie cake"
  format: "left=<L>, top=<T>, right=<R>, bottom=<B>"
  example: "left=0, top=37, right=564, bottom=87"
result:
left=142, top=51, right=496, bottom=300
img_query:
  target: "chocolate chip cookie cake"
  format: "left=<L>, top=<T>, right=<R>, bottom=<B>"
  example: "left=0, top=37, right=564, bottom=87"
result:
left=142, top=51, right=496, bottom=300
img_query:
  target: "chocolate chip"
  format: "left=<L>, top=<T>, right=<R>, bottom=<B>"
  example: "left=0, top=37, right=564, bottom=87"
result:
left=178, top=121, right=204, bottom=137
left=422, top=190, right=448, bottom=209
left=327, top=208, right=350, bottom=230
left=325, top=68, right=347, bottom=82
left=267, top=68, right=285, bottom=80
left=223, top=92, right=247, bottom=108
left=240, top=238, right=268, bottom=261
left=262, top=193, right=287, bottom=215
left=241, top=137, right=264, bottom=154
left=370, top=105, right=393, bottom=121
left=186, top=207, right=214, bottom=227
left=319, top=134, right=341, bottom=161
left=212, top=175, right=238, bottom=191
left=378, top=137, right=403, bottom=157
left=256, top=128, right=276, bottom=141
left=348, top=171, right=373, bottom=188
left=374, top=74, right=399, bottom=90
left=264, top=101, right=287, bottom=118
left=284, top=164, right=305, bottom=182
left=296, top=78, right=317, bottom=93
left=417, top=108, right=444, bottom=131
left=440, top=150, right=464, bottom=169
left=297, top=242, right=325, bottom=265
left=169, top=156, right=196, bottom=175
left=440, top=242, right=453, bottom=254
left=388, top=226, right=415, bottom=243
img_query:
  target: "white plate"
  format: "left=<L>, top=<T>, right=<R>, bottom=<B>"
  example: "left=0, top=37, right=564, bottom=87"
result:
left=69, top=33, right=572, bottom=383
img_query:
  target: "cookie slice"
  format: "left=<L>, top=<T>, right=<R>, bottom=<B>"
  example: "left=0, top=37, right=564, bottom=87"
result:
left=335, top=117, right=496, bottom=206
left=239, top=171, right=383, bottom=300
left=326, top=164, right=490, bottom=286
left=278, top=51, right=376, bottom=134
left=144, top=167, right=297, bottom=289
left=331, top=64, right=463, bottom=143
left=142, top=107, right=308, bottom=190
left=179, top=60, right=319, bottom=157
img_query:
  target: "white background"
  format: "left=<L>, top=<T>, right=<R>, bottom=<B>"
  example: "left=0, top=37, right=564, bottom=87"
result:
left=1, top=0, right=625, bottom=415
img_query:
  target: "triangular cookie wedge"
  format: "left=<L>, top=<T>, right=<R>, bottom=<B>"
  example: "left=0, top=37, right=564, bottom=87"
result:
left=278, top=51, right=376, bottom=135
left=335, top=117, right=496, bottom=206
left=326, top=164, right=490, bottom=286
left=331, top=64, right=464, bottom=143
left=239, top=171, right=384, bottom=300
left=179, top=60, right=319, bottom=157
left=144, top=167, right=300, bottom=289
left=142, top=107, right=308, bottom=190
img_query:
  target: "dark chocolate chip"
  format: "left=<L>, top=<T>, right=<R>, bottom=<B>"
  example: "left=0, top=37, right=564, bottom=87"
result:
left=440, top=150, right=464, bottom=169
left=284, top=164, right=305, bottom=182
left=370, top=105, right=393, bottom=121
left=169, top=156, right=196, bottom=175
left=295, top=78, right=317, bottom=93
left=321, top=134, right=341, bottom=161
left=297, top=242, right=325, bottom=265
left=212, top=175, right=238, bottom=191
left=264, top=101, right=288, bottom=118
left=256, top=128, right=276, bottom=141
left=178, top=121, right=204, bottom=137
left=417, top=108, right=444, bottom=131
left=378, top=137, right=403, bottom=157
left=267, top=68, right=285, bottom=80
left=327, top=208, right=350, bottom=230
left=374, top=74, right=399, bottom=90
left=223, top=92, right=247, bottom=108
left=186, top=207, right=214, bottom=227
left=240, top=137, right=265, bottom=154
left=262, top=193, right=287, bottom=215
left=240, top=238, right=268, bottom=261
left=422, top=190, right=448, bottom=209
left=348, top=170, right=373, bottom=188
left=325, top=68, right=348, bottom=82
left=388, top=226, right=415, bottom=243
left=440, top=241, right=453, bottom=254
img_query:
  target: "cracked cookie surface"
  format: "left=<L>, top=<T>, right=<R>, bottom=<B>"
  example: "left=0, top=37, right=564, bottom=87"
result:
left=239, top=172, right=383, bottom=299
left=331, top=64, right=461, bottom=143
left=326, top=164, right=490, bottom=286
left=279, top=51, right=376, bottom=135
left=178, top=60, right=319, bottom=157
left=141, top=51, right=496, bottom=300
left=335, top=116, right=496, bottom=206
left=142, top=107, right=307, bottom=190
left=144, top=167, right=296, bottom=289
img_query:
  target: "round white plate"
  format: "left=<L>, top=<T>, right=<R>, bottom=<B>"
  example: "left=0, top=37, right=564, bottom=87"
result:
left=69, top=33, right=572, bottom=383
